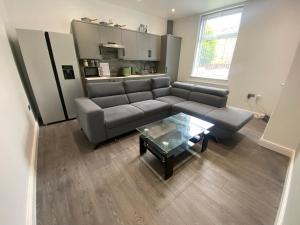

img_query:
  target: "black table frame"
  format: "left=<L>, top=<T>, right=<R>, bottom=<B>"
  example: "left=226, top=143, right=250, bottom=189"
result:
left=139, top=133, right=209, bottom=180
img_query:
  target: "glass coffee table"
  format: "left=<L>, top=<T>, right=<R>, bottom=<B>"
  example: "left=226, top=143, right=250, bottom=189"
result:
left=137, top=113, right=214, bottom=180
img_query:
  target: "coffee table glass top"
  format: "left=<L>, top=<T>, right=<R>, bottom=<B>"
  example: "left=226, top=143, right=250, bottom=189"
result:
left=137, top=113, right=214, bottom=154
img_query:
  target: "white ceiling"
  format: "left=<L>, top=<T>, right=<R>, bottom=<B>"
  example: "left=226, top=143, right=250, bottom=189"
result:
left=100, top=0, right=247, bottom=19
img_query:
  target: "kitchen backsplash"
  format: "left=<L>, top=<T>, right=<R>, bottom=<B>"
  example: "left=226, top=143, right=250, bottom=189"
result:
left=80, top=48, right=159, bottom=76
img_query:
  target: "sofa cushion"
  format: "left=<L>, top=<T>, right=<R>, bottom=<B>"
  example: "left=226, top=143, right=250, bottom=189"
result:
left=173, top=101, right=216, bottom=117
left=172, top=82, right=195, bottom=91
left=127, top=91, right=153, bottom=103
left=205, top=107, right=253, bottom=131
left=189, top=92, right=227, bottom=108
left=152, top=77, right=170, bottom=89
left=171, top=87, right=190, bottom=99
left=92, top=95, right=129, bottom=109
left=131, top=100, right=170, bottom=115
left=156, top=96, right=186, bottom=105
left=124, top=79, right=153, bottom=103
left=124, top=79, right=151, bottom=93
left=192, top=85, right=229, bottom=97
left=87, top=82, right=125, bottom=98
left=104, top=104, right=144, bottom=129
left=153, top=87, right=171, bottom=98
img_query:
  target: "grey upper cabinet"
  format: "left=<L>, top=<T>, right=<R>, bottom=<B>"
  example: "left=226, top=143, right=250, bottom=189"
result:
left=137, top=33, right=161, bottom=61
left=71, top=20, right=161, bottom=61
left=71, top=21, right=101, bottom=59
left=120, top=30, right=138, bottom=60
left=159, top=35, right=182, bottom=82
left=99, top=26, right=122, bottom=44
left=137, top=33, right=149, bottom=60
left=148, top=34, right=161, bottom=61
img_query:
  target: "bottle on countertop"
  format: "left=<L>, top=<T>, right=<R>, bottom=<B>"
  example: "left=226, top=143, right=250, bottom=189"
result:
left=83, top=59, right=88, bottom=67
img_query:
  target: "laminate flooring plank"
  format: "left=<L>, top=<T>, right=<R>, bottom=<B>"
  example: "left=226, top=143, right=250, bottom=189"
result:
left=36, top=118, right=289, bottom=225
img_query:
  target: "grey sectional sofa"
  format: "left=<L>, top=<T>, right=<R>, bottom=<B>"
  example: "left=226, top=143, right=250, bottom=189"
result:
left=75, top=77, right=253, bottom=148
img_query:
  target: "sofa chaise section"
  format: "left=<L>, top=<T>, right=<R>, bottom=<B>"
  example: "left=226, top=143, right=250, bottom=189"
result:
left=204, top=106, right=253, bottom=139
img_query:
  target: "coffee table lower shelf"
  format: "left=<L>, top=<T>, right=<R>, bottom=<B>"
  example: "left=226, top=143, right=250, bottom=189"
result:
left=139, top=134, right=209, bottom=180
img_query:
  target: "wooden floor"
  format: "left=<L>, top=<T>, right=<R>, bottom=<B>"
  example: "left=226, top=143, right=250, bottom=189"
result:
left=37, top=118, right=289, bottom=225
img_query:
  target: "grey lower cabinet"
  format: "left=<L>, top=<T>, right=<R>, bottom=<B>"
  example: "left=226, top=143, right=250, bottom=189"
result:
left=71, top=21, right=101, bottom=59
left=119, top=30, right=139, bottom=60
left=99, top=25, right=122, bottom=45
left=159, top=35, right=182, bottom=82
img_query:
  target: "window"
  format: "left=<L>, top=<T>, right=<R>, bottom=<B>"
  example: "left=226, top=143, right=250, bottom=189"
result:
left=192, top=7, right=243, bottom=80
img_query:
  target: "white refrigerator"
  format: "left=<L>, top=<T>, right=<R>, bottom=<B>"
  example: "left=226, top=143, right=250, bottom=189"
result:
left=17, top=29, right=84, bottom=125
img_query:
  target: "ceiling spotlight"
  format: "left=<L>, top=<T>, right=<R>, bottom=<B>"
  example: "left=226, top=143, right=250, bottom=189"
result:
left=171, top=8, right=175, bottom=13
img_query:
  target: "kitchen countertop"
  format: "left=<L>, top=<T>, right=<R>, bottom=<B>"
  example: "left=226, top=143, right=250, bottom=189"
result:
left=85, top=73, right=167, bottom=82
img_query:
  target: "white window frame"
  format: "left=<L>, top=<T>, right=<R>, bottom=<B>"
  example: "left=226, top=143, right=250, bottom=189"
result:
left=191, top=6, right=243, bottom=81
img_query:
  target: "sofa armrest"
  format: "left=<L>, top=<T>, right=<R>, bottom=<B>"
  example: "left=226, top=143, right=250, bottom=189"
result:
left=75, top=98, right=106, bottom=144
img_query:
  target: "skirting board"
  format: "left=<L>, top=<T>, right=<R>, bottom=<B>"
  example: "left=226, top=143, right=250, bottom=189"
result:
left=259, top=138, right=295, bottom=157
left=273, top=150, right=295, bottom=225
left=259, top=138, right=296, bottom=225
left=26, top=121, right=39, bottom=225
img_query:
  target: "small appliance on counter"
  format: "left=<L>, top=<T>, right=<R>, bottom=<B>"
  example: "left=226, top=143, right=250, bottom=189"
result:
left=121, top=67, right=131, bottom=76
left=81, top=59, right=101, bottom=77
left=83, top=66, right=100, bottom=77
left=99, top=63, right=110, bottom=77
left=81, top=60, right=110, bottom=77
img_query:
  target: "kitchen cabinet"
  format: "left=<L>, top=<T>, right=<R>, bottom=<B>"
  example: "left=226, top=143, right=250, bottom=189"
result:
left=137, top=33, right=149, bottom=60
left=71, top=21, right=101, bottom=59
left=148, top=34, right=161, bottom=61
left=137, top=33, right=161, bottom=61
left=120, top=30, right=138, bottom=60
left=71, top=20, right=161, bottom=61
left=159, top=35, right=182, bottom=82
left=99, top=25, right=122, bottom=45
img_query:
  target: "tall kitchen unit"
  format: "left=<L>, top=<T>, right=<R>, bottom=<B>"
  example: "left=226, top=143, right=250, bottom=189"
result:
left=17, top=29, right=84, bottom=125
left=159, top=34, right=182, bottom=82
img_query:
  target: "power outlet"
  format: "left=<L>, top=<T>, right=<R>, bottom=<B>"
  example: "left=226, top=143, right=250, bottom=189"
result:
left=247, top=93, right=255, bottom=99
left=255, top=94, right=262, bottom=101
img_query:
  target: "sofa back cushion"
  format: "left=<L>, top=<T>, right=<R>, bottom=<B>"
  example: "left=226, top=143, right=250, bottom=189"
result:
left=189, top=85, right=229, bottom=107
left=189, top=92, right=227, bottom=108
left=152, top=77, right=170, bottom=89
left=171, top=87, right=190, bottom=99
left=192, top=85, right=229, bottom=97
left=124, top=79, right=153, bottom=103
left=151, top=77, right=171, bottom=98
left=87, top=82, right=125, bottom=98
left=87, top=82, right=129, bottom=108
left=172, top=82, right=195, bottom=91
left=153, top=87, right=171, bottom=98
left=170, top=81, right=195, bottom=99
left=92, top=95, right=129, bottom=108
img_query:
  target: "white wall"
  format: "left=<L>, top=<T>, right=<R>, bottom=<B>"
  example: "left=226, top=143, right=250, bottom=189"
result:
left=261, top=41, right=300, bottom=225
left=4, top=0, right=166, bottom=37
left=0, top=0, right=37, bottom=225
left=262, top=41, right=300, bottom=150
left=228, top=0, right=300, bottom=115
left=173, top=0, right=300, bottom=115
left=173, top=14, right=200, bottom=82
